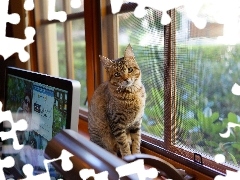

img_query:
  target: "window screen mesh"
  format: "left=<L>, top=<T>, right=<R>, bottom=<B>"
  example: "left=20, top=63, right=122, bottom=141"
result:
left=118, top=4, right=240, bottom=169
left=118, top=8, right=165, bottom=139
left=175, top=6, right=240, bottom=168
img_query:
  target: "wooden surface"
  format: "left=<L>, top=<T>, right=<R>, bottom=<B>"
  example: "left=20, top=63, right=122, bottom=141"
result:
left=78, top=118, right=214, bottom=180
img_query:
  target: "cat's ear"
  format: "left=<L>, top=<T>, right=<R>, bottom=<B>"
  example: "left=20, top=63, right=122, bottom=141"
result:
left=124, top=44, right=135, bottom=58
left=99, top=55, right=113, bottom=68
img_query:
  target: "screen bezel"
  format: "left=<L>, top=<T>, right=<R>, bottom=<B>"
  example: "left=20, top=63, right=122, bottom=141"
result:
left=2, top=66, right=80, bottom=179
left=4, top=66, right=80, bottom=130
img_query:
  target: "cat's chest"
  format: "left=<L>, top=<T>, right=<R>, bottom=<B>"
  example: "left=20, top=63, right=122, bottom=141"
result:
left=107, top=91, right=145, bottom=121
left=111, top=91, right=145, bottom=108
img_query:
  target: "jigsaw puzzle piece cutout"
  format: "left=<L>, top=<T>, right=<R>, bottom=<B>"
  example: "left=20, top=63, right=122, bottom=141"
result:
left=70, top=0, right=82, bottom=9
left=44, top=149, right=74, bottom=172
left=24, top=0, right=35, bottom=11
left=55, top=149, right=74, bottom=171
left=116, top=159, right=158, bottom=180
left=22, top=164, right=50, bottom=180
left=48, top=0, right=67, bottom=22
left=0, top=101, right=28, bottom=150
left=0, top=27, right=35, bottom=62
left=0, top=0, right=20, bottom=37
left=232, top=83, right=240, bottom=96
left=0, top=0, right=36, bottom=62
left=0, top=156, right=15, bottom=180
left=79, top=169, right=109, bottom=180
left=22, top=149, right=74, bottom=180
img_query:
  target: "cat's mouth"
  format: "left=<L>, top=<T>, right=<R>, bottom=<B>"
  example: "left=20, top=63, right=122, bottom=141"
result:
left=115, top=79, right=142, bottom=93
left=115, top=81, right=134, bottom=92
left=121, top=80, right=133, bottom=88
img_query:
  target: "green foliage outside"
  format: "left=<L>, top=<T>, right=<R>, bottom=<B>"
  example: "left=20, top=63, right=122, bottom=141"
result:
left=57, top=41, right=87, bottom=108
left=175, top=44, right=240, bottom=166
left=52, top=106, right=66, bottom=137
left=124, top=44, right=240, bottom=167
left=5, top=76, right=32, bottom=117
left=118, top=9, right=240, bottom=167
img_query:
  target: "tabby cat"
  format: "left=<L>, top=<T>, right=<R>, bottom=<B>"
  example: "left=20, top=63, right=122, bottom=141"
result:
left=88, top=44, right=146, bottom=157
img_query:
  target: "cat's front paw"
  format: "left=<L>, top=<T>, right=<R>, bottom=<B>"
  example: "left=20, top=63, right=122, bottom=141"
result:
left=131, top=143, right=141, bottom=154
left=132, top=149, right=141, bottom=154
left=120, top=150, right=131, bottom=158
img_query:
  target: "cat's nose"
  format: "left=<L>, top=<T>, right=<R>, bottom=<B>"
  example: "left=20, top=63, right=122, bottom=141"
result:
left=125, top=79, right=132, bottom=85
left=124, top=78, right=130, bottom=83
left=126, top=79, right=130, bottom=83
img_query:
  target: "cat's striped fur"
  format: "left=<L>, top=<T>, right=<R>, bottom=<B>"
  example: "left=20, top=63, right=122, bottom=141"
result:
left=88, top=44, right=146, bottom=157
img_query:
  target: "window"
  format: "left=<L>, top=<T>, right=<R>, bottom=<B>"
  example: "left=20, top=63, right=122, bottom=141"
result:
left=31, top=0, right=240, bottom=177
left=103, top=2, right=240, bottom=176
left=34, top=0, right=87, bottom=109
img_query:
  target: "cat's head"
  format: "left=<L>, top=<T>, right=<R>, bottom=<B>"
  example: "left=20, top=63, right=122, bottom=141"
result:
left=99, top=44, right=142, bottom=91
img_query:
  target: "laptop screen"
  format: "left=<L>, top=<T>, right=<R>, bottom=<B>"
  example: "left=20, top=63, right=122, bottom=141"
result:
left=2, top=67, right=80, bottom=179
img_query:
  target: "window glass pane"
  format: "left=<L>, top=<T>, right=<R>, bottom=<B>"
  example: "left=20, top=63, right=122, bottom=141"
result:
left=118, top=9, right=165, bottom=139
left=57, top=23, right=67, bottom=78
left=56, top=0, right=63, bottom=11
left=72, top=19, right=87, bottom=109
left=55, top=0, right=84, bottom=14
left=175, top=6, right=240, bottom=168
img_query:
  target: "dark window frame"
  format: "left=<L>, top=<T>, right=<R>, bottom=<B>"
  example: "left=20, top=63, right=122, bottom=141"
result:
left=108, top=3, right=235, bottom=177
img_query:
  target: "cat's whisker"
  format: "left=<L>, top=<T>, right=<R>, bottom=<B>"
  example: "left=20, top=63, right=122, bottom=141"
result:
left=116, top=85, right=123, bottom=93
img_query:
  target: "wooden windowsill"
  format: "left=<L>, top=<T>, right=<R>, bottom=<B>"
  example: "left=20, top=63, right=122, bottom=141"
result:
left=77, top=119, right=204, bottom=180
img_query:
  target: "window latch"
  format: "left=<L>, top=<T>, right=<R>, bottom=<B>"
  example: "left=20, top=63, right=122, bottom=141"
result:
left=194, top=153, right=203, bottom=165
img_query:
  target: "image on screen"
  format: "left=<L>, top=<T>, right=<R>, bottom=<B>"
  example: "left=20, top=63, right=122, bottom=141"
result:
left=2, top=74, right=69, bottom=179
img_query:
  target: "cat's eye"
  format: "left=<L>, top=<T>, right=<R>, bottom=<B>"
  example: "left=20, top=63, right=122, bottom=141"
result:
left=114, top=72, right=120, bottom=77
left=128, top=67, right=133, bottom=73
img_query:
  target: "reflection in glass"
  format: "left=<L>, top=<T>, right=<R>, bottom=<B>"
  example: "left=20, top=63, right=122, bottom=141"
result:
left=72, top=19, right=87, bottom=108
